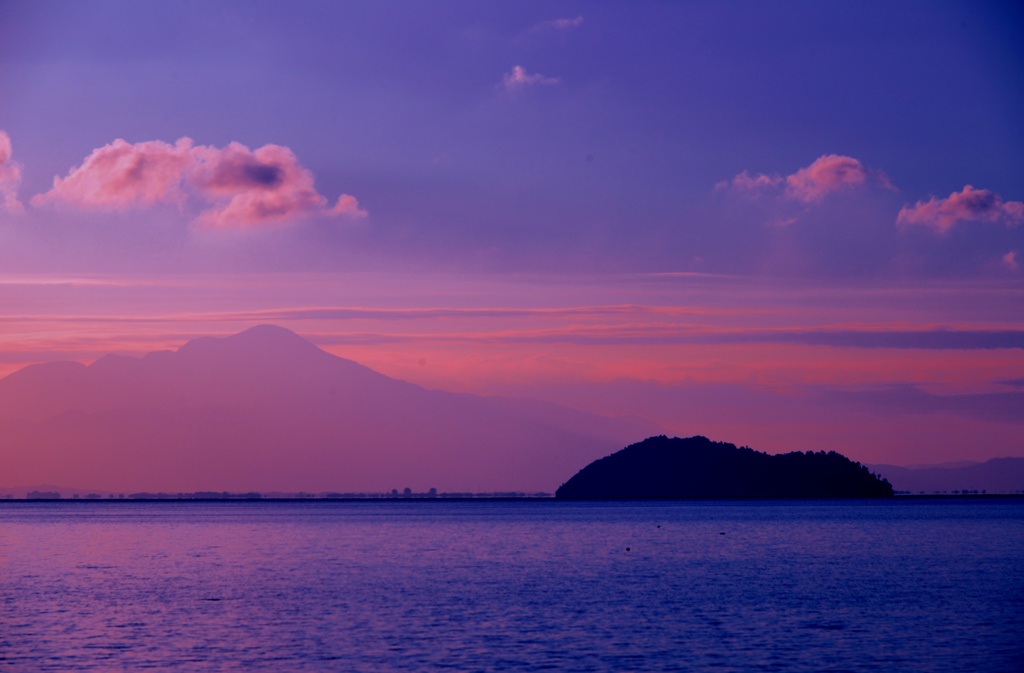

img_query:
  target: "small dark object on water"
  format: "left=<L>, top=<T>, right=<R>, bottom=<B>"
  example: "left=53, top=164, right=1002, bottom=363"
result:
left=626, top=547, right=630, bottom=551
left=720, top=532, right=724, bottom=535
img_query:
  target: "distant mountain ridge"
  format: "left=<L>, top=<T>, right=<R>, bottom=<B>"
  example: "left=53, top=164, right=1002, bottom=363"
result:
left=0, top=325, right=662, bottom=493
left=556, top=436, right=893, bottom=498
left=868, top=459, right=1024, bottom=495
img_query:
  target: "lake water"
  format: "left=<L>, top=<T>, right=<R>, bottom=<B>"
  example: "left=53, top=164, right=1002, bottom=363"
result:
left=0, top=499, right=1021, bottom=672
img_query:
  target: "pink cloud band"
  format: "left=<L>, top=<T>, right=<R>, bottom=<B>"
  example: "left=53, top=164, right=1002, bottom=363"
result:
left=897, top=185, right=1024, bottom=234
left=31, top=137, right=366, bottom=226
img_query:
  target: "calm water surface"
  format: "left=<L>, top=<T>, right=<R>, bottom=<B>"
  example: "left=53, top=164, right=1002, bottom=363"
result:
left=0, top=499, right=1021, bottom=672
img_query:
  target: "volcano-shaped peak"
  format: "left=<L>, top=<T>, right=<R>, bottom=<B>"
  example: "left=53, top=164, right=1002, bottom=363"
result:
left=177, top=324, right=328, bottom=361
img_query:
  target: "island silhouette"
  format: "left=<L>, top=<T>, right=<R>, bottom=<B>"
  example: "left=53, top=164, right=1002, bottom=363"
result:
left=556, top=435, right=894, bottom=498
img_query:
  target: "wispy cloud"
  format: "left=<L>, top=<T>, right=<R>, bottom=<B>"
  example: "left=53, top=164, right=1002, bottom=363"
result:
left=31, top=137, right=366, bottom=226
left=305, top=325, right=1024, bottom=350
left=716, top=171, right=783, bottom=194
left=897, top=185, right=1024, bottom=234
left=0, top=304, right=752, bottom=326
left=0, top=130, right=25, bottom=213
left=531, top=16, right=583, bottom=31
left=1, top=301, right=1022, bottom=352
left=502, top=66, right=559, bottom=93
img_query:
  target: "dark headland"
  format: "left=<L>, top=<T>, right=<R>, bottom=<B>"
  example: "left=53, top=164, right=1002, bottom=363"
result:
left=556, top=436, right=894, bottom=498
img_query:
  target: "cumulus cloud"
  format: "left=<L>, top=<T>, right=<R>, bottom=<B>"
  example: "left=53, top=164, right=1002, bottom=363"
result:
left=720, top=154, right=892, bottom=204
left=32, top=138, right=194, bottom=210
left=784, top=155, right=891, bottom=203
left=896, top=185, right=1024, bottom=234
left=329, top=194, right=366, bottom=217
left=32, top=137, right=365, bottom=226
left=0, top=130, right=25, bottom=213
left=503, top=65, right=559, bottom=93
left=190, top=142, right=366, bottom=226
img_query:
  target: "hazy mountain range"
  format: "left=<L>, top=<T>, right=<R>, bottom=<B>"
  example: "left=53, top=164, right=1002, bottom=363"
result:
left=0, top=325, right=661, bottom=494
left=868, top=460, right=1024, bottom=495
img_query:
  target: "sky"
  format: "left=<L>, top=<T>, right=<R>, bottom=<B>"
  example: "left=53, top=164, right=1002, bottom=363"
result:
left=0, top=0, right=1022, bottom=469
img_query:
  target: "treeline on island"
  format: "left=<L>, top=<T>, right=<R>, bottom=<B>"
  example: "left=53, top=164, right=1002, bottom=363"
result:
left=556, top=435, right=894, bottom=498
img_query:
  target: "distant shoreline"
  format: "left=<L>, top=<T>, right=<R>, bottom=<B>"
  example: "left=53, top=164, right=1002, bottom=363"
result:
left=2, top=493, right=554, bottom=502
left=3, top=494, right=1022, bottom=503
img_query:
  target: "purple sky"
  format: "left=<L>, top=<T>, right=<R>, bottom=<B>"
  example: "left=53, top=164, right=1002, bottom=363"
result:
left=3, top=0, right=1022, bottom=274
left=0, top=1, right=1022, bottom=476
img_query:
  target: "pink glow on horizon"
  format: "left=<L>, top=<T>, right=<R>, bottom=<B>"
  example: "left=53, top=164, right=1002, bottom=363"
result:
left=2, top=324, right=1020, bottom=478
left=0, top=272, right=1021, bottom=477
left=328, top=340, right=1022, bottom=393
left=1, top=291, right=1021, bottom=394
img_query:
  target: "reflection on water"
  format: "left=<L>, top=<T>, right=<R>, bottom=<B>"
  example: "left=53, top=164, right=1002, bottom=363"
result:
left=0, top=499, right=1022, bottom=671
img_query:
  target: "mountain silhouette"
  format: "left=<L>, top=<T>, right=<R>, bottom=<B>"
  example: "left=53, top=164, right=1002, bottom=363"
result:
left=556, top=435, right=894, bottom=498
left=0, top=325, right=661, bottom=493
